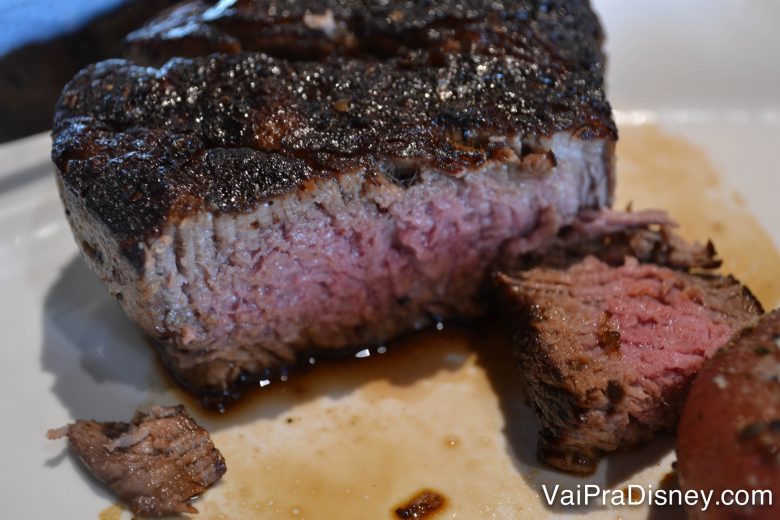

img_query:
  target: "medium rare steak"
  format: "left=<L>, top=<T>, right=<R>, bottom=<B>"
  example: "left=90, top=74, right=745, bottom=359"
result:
left=47, top=406, right=226, bottom=516
left=495, top=219, right=762, bottom=474
left=677, top=310, right=780, bottom=520
left=52, top=0, right=616, bottom=408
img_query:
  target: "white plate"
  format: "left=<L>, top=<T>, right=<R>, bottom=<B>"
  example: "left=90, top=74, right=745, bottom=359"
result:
left=1, top=2, right=778, bottom=519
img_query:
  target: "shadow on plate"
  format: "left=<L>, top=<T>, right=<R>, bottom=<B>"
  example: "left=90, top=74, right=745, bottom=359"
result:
left=45, top=444, right=118, bottom=505
left=40, top=256, right=467, bottom=431
left=647, top=470, right=688, bottom=520
left=0, top=161, right=53, bottom=194
left=40, top=256, right=167, bottom=421
left=472, top=323, right=675, bottom=514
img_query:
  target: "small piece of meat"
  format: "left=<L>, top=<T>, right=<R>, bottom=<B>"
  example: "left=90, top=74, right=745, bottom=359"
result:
left=494, top=224, right=762, bottom=475
left=677, top=309, right=780, bottom=520
left=52, top=0, right=616, bottom=409
left=47, top=405, right=226, bottom=516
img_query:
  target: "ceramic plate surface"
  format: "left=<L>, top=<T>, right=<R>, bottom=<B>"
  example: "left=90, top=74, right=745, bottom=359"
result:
left=0, top=1, right=778, bottom=518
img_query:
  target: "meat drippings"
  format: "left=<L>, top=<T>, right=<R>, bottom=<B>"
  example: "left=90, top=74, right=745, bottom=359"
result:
left=167, top=326, right=535, bottom=519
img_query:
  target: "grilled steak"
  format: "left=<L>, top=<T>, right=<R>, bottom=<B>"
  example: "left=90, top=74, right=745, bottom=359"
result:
left=52, top=0, right=616, bottom=408
left=494, top=216, right=762, bottom=474
left=677, top=309, right=780, bottom=520
left=47, top=405, right=226, bottom=516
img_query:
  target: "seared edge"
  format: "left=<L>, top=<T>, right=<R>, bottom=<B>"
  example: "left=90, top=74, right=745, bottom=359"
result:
left=126, top=0, right=607, bottom=69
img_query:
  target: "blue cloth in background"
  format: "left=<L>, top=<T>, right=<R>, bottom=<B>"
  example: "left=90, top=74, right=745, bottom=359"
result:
left=0, top=0, right=126, bottom=55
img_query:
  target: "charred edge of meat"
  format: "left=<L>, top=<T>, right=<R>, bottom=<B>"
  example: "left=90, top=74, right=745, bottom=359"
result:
left=512, top=298, right=603, bottom=475
left=125, top=0, right=607, bottom=71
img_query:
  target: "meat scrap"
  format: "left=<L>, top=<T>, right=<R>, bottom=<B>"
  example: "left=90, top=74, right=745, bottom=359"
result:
left=48, top=405, right=226, bottom=516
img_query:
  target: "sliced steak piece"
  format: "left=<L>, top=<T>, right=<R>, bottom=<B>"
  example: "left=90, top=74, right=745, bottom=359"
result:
left=494, top=223, right=762, bottom=475
left=52, top=1, right=616, bottom=408
left=47, top=406, right=226, bottom=516
left=677, top=309, right=780, bottom=520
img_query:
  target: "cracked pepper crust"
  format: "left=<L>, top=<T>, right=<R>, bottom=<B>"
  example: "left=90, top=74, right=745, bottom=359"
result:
left=51, top=0, right=615, bottom=269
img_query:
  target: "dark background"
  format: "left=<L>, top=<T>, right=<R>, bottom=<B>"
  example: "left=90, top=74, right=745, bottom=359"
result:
left=0, top=0, right=179, bottom=143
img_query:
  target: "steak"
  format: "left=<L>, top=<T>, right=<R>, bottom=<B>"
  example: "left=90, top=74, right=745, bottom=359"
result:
left=52, top=0, right=616, bottom=408
left=47, top=405, right=226, bottom=516
left=677, top=309, right=780, bottom=520
left=494, top=217, right=762, bottom=474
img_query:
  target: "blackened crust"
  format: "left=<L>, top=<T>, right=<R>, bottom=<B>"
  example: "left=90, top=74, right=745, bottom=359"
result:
left=52, top=0, right=615, bottom=269
left=126, top=0, right=606, bottom=69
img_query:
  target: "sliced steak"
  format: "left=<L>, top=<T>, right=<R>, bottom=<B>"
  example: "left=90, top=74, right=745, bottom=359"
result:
left=677, top=309, right=780, bottom=520
left=52, top=0, right=616, bottom=408
left=494, top=221, right=762, bottom=474
left=47, top=405, right=226, bottom=516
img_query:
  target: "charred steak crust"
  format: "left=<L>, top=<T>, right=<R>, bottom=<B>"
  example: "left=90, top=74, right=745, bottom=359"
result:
left=53, top=0, right=614, bottom=268
left=52, top=0, right=616, bottom=407
left=47, top=406, right=226, bottom=516
left=495, top=225, right=762, bottom=474
left=126, top=0, right=607, bottom=69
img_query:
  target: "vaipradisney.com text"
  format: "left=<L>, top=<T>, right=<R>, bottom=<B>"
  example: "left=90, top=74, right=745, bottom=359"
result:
left=542, top=484, right=772, bottom=512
